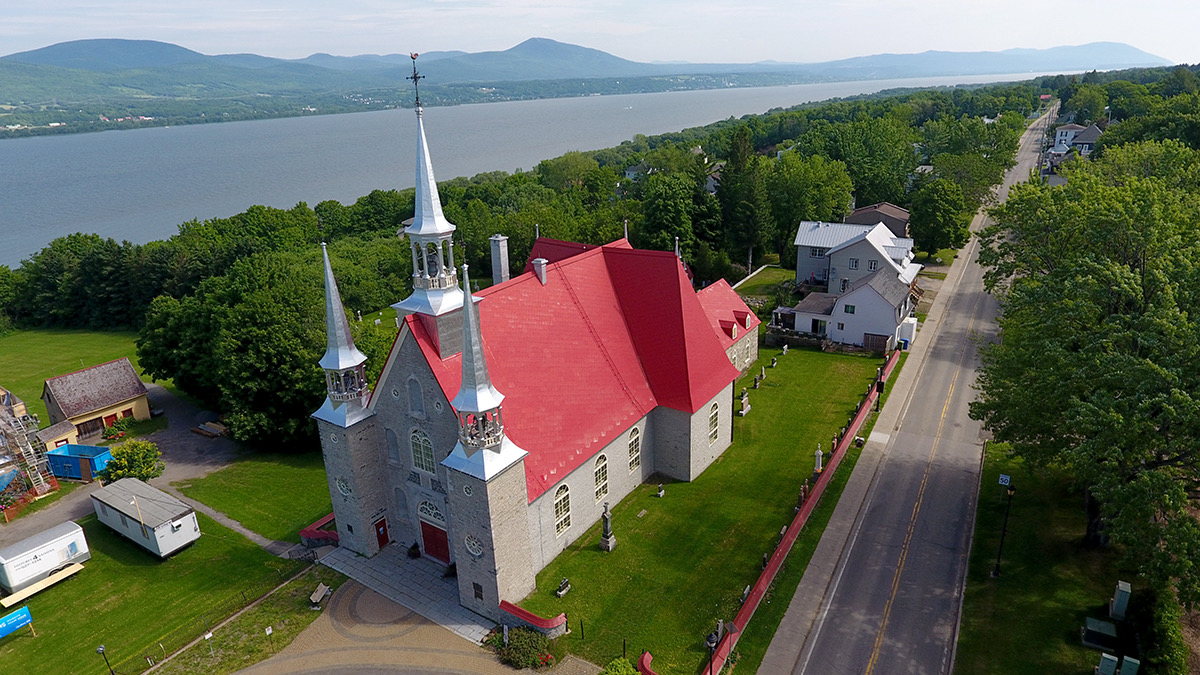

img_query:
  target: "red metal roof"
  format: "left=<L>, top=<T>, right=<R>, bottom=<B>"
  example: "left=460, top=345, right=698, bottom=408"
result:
left=696, top=279, right=763, bottom=350
left=406, top=239, right=746, bottom=501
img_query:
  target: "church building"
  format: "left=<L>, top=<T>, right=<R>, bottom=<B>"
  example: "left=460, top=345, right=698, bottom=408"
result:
left=313, top=100, right=760, bottom=624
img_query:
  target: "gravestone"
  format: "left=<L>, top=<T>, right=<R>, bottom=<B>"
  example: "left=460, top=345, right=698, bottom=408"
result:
left=753, top=375, right=760, bottom=390
left=555, top=577, right=571, bottom=598
left=1110, top=580, right=1131, bottom=620
left=771, top=356, right=778, bottom=368
left=657, top=484, right=665, bottom=498
left=760, top=365, right=766, bottom=380
left=600, top=502, right=617, bottom=552
left=813, top=446, right=823, bottom=481
left=782, top=344, right=789, bottom=355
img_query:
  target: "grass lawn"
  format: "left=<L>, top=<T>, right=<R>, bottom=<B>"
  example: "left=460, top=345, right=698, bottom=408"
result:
left=914, top=248, right=959, bottom=267
left=174, top=453, right=332, bottom=543
left=734, top=267, right=794, bottom=298
left=0, top=328, right=143, bottom=425
left=521, top=347, right=883, bottom=674
left=0, top=513, right=303, bottom=675
left=155, top=565, right=348, bottom=675
left=955, top=445, right=1126, bottom=674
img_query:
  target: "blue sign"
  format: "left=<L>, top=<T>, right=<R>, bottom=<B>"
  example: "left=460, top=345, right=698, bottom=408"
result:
left=0, top=606, right=31, bottom=640
left=998, top=474, right=1011, bottom=486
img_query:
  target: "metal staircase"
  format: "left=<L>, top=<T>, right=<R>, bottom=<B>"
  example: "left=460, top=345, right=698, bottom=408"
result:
left=0, top=410, right=51, bottom=496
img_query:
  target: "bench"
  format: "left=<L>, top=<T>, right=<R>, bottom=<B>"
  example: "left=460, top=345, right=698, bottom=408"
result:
left=309, top=582, right=330, bottom=608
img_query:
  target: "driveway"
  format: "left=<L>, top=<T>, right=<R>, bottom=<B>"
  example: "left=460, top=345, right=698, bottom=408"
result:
left=238, top=580, right=600, bottom=675
left=0, top=382, right=239, bottom=547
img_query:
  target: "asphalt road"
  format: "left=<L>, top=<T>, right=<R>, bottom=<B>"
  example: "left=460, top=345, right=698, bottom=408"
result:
left=773, top=108, right=1055, bottom=675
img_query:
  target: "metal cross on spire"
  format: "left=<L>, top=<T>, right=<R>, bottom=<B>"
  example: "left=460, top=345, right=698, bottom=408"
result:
left=407, top=53, right=425, bottom=107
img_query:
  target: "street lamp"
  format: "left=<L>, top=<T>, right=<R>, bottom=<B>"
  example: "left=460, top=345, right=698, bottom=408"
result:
left=97, top=645, right=114, bottom=675
left=991, top=483, right=1016, bottom=578
left=705, top=630, right=718, bottom=675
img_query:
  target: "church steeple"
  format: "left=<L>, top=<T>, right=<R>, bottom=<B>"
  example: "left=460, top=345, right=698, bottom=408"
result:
left=393, top=55, right=464, bottom=319
left=313, top=243, right=373, bottom=427
left=441, top=265, right=527, bottom=480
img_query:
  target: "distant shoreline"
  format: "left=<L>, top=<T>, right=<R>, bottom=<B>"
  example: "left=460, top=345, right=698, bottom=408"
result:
left=0, top=70, right=1057, bottom=141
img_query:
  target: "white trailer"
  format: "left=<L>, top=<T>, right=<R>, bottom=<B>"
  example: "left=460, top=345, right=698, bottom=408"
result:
left=0, top=521, right=90, bottom=594
left=92, top=478, right=200, bottom=558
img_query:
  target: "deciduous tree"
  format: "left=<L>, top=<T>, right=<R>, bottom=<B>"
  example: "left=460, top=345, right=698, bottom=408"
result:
left=99, top=440, right=165, bottom=483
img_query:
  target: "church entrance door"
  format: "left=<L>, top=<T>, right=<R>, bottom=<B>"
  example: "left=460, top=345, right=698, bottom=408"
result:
left=374, top=517, right=389, bottom=550
left=420, top=521, right=450, bottom=563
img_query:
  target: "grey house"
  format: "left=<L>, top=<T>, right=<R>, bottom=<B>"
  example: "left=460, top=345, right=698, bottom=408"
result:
left=92, top=478, right=200, bottom=557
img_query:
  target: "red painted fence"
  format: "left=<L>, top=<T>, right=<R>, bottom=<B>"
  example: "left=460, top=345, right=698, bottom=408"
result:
left=639, top=349, right=900, bottom=675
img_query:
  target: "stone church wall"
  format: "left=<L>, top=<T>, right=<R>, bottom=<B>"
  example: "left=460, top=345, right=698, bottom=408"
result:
left=372, top=328, right=461, bottom=559
left=651, top=382, right=734, bottom=482
left=525, top=416, right=653, bottom=573
left=318, top=414, right=387, bottom=556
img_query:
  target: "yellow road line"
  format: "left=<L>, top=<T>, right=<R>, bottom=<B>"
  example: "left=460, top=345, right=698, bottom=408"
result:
left=864, top=289, right=982, bottom=674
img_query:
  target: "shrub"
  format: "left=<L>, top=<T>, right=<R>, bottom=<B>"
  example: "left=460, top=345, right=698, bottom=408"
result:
left=604, top=658, right=638, bottom=675
left=1145, top=587, right=1188, bottom=675
left=498, top=626, right=550, bottom=669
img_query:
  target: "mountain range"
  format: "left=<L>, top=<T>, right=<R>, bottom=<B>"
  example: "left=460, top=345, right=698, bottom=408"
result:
left=1, top=37, right=1172, bottom=85
left=0, top=38, right=1174, bottom=138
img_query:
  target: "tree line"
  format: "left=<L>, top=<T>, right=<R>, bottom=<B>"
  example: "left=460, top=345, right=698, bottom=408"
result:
left=0, top=79, right=1042, bottom=447
left=973, top=68, right=1200, bottom=619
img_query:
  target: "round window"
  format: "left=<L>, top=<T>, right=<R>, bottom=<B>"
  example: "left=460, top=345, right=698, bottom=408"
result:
left=330, top=433, right=339, bottom=444
left=465, top=534, right=484, bottom=557
left=434, top=400, right=443, bottom=413
left=336, top=478, right=352, bottom=496
left=391, top=388, right=400, bottom=399
left=463, top=484, right=473, bottom=497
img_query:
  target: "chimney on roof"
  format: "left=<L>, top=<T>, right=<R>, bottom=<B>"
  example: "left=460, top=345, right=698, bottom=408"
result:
left=532, top=258, right=548, bottom=285
left=490, top=234, right=510, bottom=285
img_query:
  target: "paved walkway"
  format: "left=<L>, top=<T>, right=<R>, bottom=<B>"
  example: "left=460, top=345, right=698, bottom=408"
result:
left=239, top=580, right=601, bottom=675
left=320, top=544, right=494, bottom=644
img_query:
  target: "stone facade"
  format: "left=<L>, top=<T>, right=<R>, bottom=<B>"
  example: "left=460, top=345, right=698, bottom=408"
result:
left=318, top=414, right=387, bottom=557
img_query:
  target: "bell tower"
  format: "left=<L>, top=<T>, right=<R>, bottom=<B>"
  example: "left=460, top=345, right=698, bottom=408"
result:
left=313, top=243, right=387, bottom=557
left=442, top=265, right=536, bottom=619
left=392, top=55, right=465, bottom=357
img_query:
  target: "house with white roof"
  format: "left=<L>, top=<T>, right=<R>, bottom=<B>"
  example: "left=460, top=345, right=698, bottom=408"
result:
left=782, top=220, right=921, bottom=349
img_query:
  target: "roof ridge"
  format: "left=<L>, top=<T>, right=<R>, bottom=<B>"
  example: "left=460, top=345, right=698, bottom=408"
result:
left=557, top=264, right=645, bottom=412
left=46, top=356, right=131, bottom=381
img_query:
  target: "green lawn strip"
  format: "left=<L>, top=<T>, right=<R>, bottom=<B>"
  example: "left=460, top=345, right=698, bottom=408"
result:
left=520, top=348, right=882, bottom=674
left=0, top=328, right=144, bottom=425
left=154, top=565, right=348, bottom=675
left=731, top=351, right=904, bottom=672
left=8, top=481, right=80, bottom=521
left=955, top=445, right=1126, bottom=675
left=918, top=271, right=948, bottom=280
left=0, top=513, right=302, bottom=675
left=174, top=452, right=332, bottom=542
left=914, top=248, right=959, bottom=268
left=734, top=267, right=793, bottom=297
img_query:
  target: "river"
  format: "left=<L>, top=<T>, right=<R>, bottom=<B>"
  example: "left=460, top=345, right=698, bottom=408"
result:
left=0, top=73, right=1043, bottom=267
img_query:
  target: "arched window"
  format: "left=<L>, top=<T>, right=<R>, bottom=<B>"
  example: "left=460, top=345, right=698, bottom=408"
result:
left=386, top=429, right=400, bottom=463
left=408, top=378, right=424, bottom=417
left=418, top=500, right=445, bottom=524
left=594, top=455, right=609, bottom=501
left=411, top=430, right=435, bottom=473
left=708, top=403, right=720, bottom=443
left=628, top=428, right=642, bottom=473
left=554, top=485, right=571, bottom=536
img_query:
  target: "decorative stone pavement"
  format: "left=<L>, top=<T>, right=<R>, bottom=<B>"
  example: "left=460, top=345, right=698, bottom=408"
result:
left=320, top=543, right=494, bottom=644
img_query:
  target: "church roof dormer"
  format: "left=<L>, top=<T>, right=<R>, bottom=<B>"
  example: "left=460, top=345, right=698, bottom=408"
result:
left=318, top=243, right=368, bottom=372
left=451, top=265, right=505, bottom=413
left=404, top=107, right=456, bottom=238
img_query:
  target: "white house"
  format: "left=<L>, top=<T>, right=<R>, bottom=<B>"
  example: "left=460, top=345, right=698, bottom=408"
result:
left=793, top=221, right=919, bottom=290
left=783, top=270, right=917, bottom=350
left=1054, top=123, right=1086, bottom=147
left=92, top=478, right=200, bottom=557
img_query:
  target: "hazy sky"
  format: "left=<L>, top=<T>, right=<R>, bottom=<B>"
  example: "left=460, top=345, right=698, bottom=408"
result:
left=1, top=1, right=1194, bottom=65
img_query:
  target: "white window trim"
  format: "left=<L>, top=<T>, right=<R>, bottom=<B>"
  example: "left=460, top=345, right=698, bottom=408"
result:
left=848, top=258, right=859, bottom=270
left=868, top=260, right=879, bottom=271
left=410, top=429, right=436, bottom=474
left=628, top=428, right=642, bottom=473
left=708, top=403, right=720, bottom=444
left=594, top=455, right=609, bottom=502
left=554, top=485, right=571, bottom=536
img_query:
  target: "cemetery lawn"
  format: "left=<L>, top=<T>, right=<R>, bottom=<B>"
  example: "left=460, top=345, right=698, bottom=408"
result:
left=174, top=453, right=332, bottom=542
left=0, top=328, right=143, bottom=424
left=955, top=445, right=1125, bottom=674
left=0, top=514, right=302, bottom=675
left=521, top=347, right=884, bottom=674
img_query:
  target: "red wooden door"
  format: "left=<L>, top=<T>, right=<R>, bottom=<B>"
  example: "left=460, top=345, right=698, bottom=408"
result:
left=420, top=521, right=450, bottom=563
left=374, top=518, right=389, bottom=549
left=103, top=414, right=118, bottom=427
